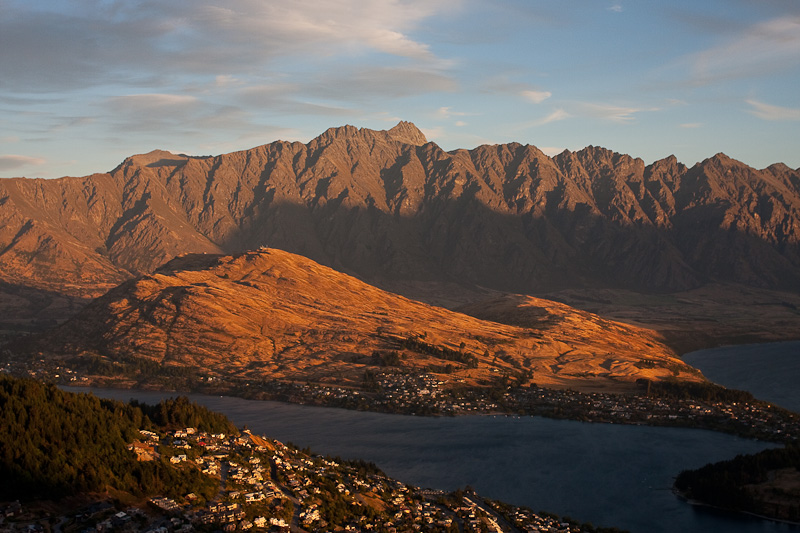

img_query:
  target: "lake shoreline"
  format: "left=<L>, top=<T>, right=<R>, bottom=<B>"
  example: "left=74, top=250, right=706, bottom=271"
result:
left=59, top=366, right=800, bottom=446
left=674, top=487, right=800, bottom=528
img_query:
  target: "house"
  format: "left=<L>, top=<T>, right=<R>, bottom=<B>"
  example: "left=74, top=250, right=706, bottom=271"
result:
left=139, top=429, right=160, bottom=441
left=269, top=517, right=288, bottom=528
left=244, top=492, right=265, bottom=503
left=112, top=511, right=131, bottom=526
left=128, top=441, right=159, bottom=461
left=149, top=497, right=180, bottom=512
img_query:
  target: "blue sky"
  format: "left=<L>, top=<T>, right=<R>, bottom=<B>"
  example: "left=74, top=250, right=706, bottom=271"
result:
left=1, top=0, right=799, bottom=179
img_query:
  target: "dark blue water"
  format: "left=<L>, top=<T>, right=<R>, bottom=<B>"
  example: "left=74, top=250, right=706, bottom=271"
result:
left=684, top=341, right=800, bottom=413
left=66, top=342, right=800, bottom=533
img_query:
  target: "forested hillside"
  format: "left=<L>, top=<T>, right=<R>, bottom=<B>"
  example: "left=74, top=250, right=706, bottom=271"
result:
left=0, top=375, right=234, bottom=501
left=675, top=444, right=800, bottom=522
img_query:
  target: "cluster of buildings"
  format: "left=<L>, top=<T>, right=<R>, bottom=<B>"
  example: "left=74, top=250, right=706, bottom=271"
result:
left=509, top=386, right=800, bottom=442
left=0, top=423, right=603, bottom=533
left=9, top=349, right=799, bottom=443
left=0, top=376, right=637, bottom=533
left=6, top=352, right=799, bottom=444
left=5, top=350, right=799, bottom=444
left=248, top=372, right=800, bottom=443
left=272, top=372, right=501, bottom=415
left=253, top=370, right=800, bottom=443
left=502, top=505, right=588, bottom=533
left=371, top=373, right=501, bottom=414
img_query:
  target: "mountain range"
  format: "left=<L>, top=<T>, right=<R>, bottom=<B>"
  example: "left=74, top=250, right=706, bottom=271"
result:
left=2, top=121, right=800, bottom=350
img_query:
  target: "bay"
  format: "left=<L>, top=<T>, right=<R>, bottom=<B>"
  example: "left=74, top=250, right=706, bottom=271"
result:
left=683, top=341, right=800, bottom=413
left=63, top=341, right=800, bottom=533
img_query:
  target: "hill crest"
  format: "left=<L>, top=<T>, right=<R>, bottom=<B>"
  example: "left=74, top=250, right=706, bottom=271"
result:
left=30, top=248, right=699, bottom=392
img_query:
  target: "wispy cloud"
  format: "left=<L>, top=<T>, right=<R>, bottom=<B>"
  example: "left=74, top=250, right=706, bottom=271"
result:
left=536, top=108, right=570, bottom=125
left=521, top=90, right=552, bottom=104
left=518, top=102, right=646, bottom=131
left=103, top=93, right=256, bottom=135
left=0, top=0, right=458, bottom=93
left=0, top=155, right=46, bottom=171
left=437, top=107, right=457, bottom=118
left=688, top=16, right=800, bottom=84
left=680, top=122, right=703, bottom=128
left=421, top=126, right=446, bottom=140
left=576, top=103, right=651, bottom=123
left=309, top=66, right=457, bottom=101
left=109, top=94, right=200, bottom=111
left=515, top=108, right=570, bottom=130
left=746, top=99, right=800, bottom=121
left=237, top=85, right=354, bottom=116
left=436, top=107, right=473, bottom=119
left=213, top=75, right=243, bottom=89
left=608, top=4, right=623, bottom=13
left=435, top=107, right=470, bottom=127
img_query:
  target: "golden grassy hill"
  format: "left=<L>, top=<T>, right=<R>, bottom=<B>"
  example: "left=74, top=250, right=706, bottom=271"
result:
left=34, top=248, right=701, bottom=391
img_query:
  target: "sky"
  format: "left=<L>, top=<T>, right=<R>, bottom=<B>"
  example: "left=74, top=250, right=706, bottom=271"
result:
left=1, top=0, right=799, bottom=179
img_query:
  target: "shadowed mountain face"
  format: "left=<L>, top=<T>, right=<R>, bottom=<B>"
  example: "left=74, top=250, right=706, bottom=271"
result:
left=2, top=121, right=800, bottom=317
left=29, top=249, right=698, bottom=391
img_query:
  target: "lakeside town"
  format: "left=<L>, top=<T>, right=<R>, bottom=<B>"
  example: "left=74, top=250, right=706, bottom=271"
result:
left=259, top=372, right=800, bottom=443
left=3, top=353, right=799, bottom=445
left=2, top=347, right=800, bottom=531
left=1, top=423, right=622, bottom=533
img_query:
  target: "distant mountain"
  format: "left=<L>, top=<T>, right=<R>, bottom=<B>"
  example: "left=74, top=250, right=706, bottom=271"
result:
left=3, top=121, right=800, bottom=350
left=3, top=121, right=800, bottom=298
left=29, top=248, right=698, bottom=391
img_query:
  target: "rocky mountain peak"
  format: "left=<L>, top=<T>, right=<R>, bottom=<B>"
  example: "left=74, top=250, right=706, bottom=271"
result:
left=314, top=122, right=427, bottom=148
left=703, top=152, right=739, bottom=168
left=319, top=124, right=360, bottom=139
left=386, top=121, right=427, bottom=146
left=120, top=150, right=188, bottom=168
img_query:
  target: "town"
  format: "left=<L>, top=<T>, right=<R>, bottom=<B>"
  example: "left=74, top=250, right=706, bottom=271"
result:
left=3, top=354, right=799, bottom=445
left=268, top=372, right=800, bottom=443
left=1, top=424, right=621, bottom=533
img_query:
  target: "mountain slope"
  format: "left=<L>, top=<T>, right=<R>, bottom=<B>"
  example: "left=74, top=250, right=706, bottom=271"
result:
left=3, top=122, right=800, bottom=295
left=3, top=121, right=800, bottom=346
left=30, top=249, right=699, bottom=391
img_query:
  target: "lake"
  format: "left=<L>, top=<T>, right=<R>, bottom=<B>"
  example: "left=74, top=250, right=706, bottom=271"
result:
left=684, top=340, right=800, bottom=413
left=67, top=341, right=800, bottom=533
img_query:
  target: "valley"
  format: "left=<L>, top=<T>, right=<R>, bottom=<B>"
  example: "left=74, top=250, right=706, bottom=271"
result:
left=2, top=122, right=800, bottom=531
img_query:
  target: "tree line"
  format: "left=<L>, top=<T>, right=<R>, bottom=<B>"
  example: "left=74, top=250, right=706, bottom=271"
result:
left=399, top=336, right=479, bottom=368
left=674, top=444, right=800, bottom=522
left=0, top=374, right=231, bottom=501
